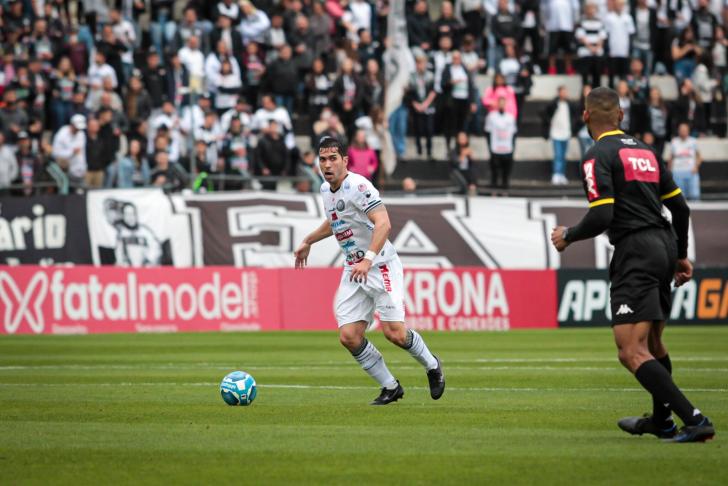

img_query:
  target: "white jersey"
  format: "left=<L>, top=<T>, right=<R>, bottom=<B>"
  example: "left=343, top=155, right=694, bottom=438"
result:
left=320, top=172, right=397, bottom=269
left=670, top=137, right=699, bottom=173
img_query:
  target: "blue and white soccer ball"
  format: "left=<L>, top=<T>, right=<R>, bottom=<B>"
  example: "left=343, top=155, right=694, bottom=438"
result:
left=220, top=371, right=257, bottom=406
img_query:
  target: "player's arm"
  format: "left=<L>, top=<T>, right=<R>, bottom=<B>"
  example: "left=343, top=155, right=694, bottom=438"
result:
left=294, top=219, right=333, bottom=269
left=349, top=205, right=391, bottom=283
left=552, top=153, right=614, bottom=251
left=659, top=155, right=693, bottom=286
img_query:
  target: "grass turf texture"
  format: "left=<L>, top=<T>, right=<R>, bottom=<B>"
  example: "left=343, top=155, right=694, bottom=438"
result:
left=0, top=327, right=726, bottom=485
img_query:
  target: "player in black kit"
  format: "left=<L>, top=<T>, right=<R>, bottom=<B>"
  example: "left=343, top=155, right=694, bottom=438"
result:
left=550, top=87, right=715, bottom=443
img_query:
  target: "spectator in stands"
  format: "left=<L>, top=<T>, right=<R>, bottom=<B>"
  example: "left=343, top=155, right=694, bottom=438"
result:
left=631, top=0, right=656, bottom=75
left=1, top=89, right=28, bottom=147
left=575, top=2, right=607, bottom=89
left=49, top=57, right=77, bottom=133
left=604, top=0, right=636, bottom=88
left=617, top=80, right=634, bottom=133
left=205, top=39, right=242, bottom=100
left=481, top=73, right=517, bottom=120
left=254, top=120, right=290, bottom=190
left=456, top=0, right=485, bottom=51
left=542, top=86, right=577, bottom=185
left=313, top=107, right=346, bottom=146
left=149, top=0, right=177, bottom=55
left=124, top=72, right=153, bottom=128
left=355, top=105, right=389, bottom=176
left=238, top=1, right=271, bottom=46
left=305, top=58, right=334, bottom=125
left=150, top=150, right=183, bottom=190
left=309, top=1, right=333, bottom=60
left=213, top=59, right=243, bottom=116
left=88, top=50, right=118, bottom=91
left=141, top=50, right=168, bottom=110
left=461, top=34, right=486, bottom=73
left=674, top=79, right=706, bottom=135
left=449, top=131, right=477, bottom=195
left=347, top=128, right=379, bottom=181
left=296, top=150, right=322, bottom=193
left=714, top=24, right=728, bottom=78
left=646, top=87, right=670, bottom=157
left=407, top=54, right=437, bottom=160
left=407, top=0, right=434, bottom=52
left=267, top=14, right=288, bottom=52
left=672, top=26, right=703, bottom=84
left=434, top=1, right=464, bottom=48
left=544, top=0, right=579, bottom=75
left=576, top=85, right=594, bottom=157
left=491, top=0, right=521, bottom=70
left=175, top=6, right=209, bottom=55
left=242, top=42, right=265, bottom=107
left=0, top=133, right=18, bottom=192
left=668, top=122, right=703, bottom=200
left=211, top=14, right=245, bottom=67
left=362, top=59, right=384, bottom=116
left=693, top=0, right=720, bottom=52
left=222, top=117, right=251, bottom=182
left=441, top=50, right=476, bottom=152
left=109, top=138, right=150, bottom=188
left=251, top=94, right=294, bottom=148
left=51, top=114, right=86, bottom=184
left=85, top=113, right=118, bottom=188
left=692, top=54, right=718, bottom=134
left=16, top=131, right=45, bottom=195
left=401, top=176, right=417, bottom=195
left=109, top=8, right=137, bottom=83
left=332, top=57, right=363, bottom=138
left=178, top=35, right=206, bottom=95
left=485, top=96, right=517, bottom=189
left=519, top=0, right=540, bottom=59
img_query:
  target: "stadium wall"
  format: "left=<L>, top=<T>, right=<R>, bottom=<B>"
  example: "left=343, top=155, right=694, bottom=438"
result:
left=2, top=190, right=728, bottom=269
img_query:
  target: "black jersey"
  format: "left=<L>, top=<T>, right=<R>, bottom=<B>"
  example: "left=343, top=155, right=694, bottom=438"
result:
left=579, top=130, right=682, bottom=244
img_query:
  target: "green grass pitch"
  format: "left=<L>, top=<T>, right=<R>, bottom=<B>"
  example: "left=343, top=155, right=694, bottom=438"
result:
left=1, top=327, right=726, bottom=485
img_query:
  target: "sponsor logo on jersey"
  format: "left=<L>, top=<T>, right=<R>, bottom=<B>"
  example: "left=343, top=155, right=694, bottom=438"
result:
left=330, top=211, right=338, bottom=221
left=620, top=138, right=637, bottom=145
left=619, top=148, right=660, bottom=183
left=379, top=264, right=392, bottom=292
left=358, top=184, right=367, bottom=192
left=582, top=159, right=599, bottom=200
left=335, top=229, right=353, bottom=241
left=344, top=181, right=351, bottom=191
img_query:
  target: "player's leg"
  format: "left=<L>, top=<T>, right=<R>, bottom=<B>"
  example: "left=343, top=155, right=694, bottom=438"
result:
left=336, top=274, right=401, bottom=405
left=614, top=321, right=713, bottom=441
left=648, top=320, right=673, bottom=425
left=373, top=259, right=445, bottom=399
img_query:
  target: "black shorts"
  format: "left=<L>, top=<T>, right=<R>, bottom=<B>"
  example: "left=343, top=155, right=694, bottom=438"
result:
left=609, top=227, right=677, bottom=325
left=549, top=31, right=574, bottom=55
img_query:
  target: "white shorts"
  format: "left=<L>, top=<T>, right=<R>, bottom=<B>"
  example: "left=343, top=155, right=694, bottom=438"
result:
left=335, top=258, right=405, bottom=327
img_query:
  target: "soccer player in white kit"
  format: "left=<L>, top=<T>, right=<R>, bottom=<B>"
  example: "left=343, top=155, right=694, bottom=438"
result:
left=294, top=137, right=445, bottom=405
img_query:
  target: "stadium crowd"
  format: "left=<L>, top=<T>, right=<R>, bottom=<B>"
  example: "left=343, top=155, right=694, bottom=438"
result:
left=0, top=0, right=725, bottom=198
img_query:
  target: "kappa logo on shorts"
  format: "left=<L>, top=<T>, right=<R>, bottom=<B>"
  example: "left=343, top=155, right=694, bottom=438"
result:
left=616, top=304, right=634, bottom=316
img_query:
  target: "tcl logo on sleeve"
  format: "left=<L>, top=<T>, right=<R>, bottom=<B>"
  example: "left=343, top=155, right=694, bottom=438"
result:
left=619, top=148, right=660, bottom=183
left=582, top=159, right=600, bottom=201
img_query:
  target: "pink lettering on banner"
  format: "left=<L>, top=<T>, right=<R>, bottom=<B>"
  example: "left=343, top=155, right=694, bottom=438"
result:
left=0, top=266, right=280, bottom=334
left=0, top=266, right=558, bottom=334
left=619, top=148, right=660, bottom=183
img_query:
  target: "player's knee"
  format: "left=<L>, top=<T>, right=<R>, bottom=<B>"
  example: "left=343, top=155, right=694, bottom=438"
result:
left=383, top=327, right=407, bottom=347
left=339, top=332, right=362, bottom=351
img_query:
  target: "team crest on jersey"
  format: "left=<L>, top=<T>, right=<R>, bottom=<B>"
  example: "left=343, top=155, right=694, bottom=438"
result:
left=358, top=184, right=366, bottom=192
left=336, top=200, right=345, bottom=211
left=344, top=181, right=351, bottom=191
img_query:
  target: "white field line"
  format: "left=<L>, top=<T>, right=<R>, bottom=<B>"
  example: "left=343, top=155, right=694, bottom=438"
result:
left=0, top=382, right=726, bottom=393
left=0, top=364, right=727, bottom=373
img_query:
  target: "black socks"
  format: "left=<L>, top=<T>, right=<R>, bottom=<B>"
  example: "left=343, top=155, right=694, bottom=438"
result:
left=652, top=355, right=673, bottom=424
left=635, top=359, right=704, bottom=426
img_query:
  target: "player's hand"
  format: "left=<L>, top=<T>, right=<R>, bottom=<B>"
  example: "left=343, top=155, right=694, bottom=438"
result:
left=350, top=259, right=372, bottom=283
left=294, top=242, right=311, bottom=269
left=674, top=258, right=693, bottom=287
left=550, top=226, right=570, bottom=252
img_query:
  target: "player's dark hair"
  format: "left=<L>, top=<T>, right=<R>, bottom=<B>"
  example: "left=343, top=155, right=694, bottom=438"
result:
left=318, top=136, right=346, bottom=159
left=585, top=87, right=621, bottom=127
